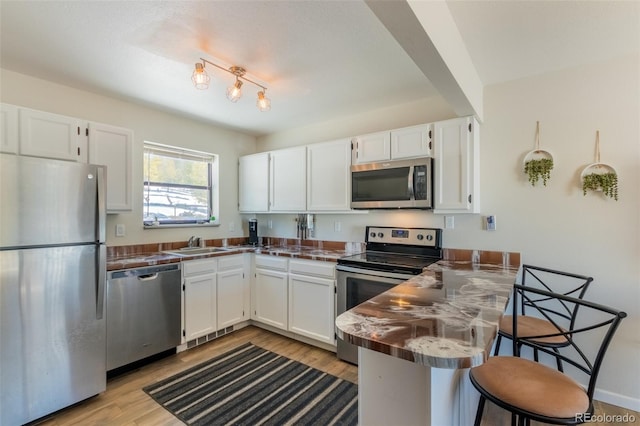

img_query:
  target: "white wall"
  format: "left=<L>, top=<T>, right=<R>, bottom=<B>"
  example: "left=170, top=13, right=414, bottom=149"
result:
left=259, top=96, right=456, bottom=151
left=0, top=68, right=257, bottom=246
left=256, top=54, right=640, bottom=409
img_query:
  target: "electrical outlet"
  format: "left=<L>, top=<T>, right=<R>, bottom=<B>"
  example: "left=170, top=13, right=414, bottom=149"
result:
left=334, top=221, right=341, bottom=232
left=444, top=216, right=454, bottom=229
left=115, top=224, right=125, bottom=237
left=268, top=220, right=273, bottom=229
left=229, top=222, right=235, bottom=232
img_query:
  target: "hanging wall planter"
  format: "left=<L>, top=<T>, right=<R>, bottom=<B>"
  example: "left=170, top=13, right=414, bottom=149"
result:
left=523, top=121, right=554, bottom=186
left=581, top=131, right=618, bottom=200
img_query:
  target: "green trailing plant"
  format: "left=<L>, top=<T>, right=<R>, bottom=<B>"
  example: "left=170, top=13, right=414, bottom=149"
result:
left=524, top=158, right=554, bottom=186
left=582, top=172, right=618, bottom=200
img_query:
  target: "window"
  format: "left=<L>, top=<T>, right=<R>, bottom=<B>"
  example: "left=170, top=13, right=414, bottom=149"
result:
left=143, top=142, right=219, bottom=227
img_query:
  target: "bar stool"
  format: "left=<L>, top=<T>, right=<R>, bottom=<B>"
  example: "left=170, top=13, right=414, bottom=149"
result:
left=470, top=284, right=626, bottom=425
left=493, top=264, right=593, bottom=371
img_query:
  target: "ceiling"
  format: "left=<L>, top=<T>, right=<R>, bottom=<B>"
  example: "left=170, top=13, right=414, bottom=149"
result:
left=1, top=1, right=638, bottom=137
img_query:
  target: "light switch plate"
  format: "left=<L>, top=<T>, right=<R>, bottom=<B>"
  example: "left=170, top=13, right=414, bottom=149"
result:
left=115, top=223, right=125, bottom=237
left=486, top=215, right=496, bottom=231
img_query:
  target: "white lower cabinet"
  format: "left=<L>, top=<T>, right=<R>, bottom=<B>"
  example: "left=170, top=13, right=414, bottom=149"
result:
left=217, top=254, right=250, bottom=329
left=183, top=258, right=217, bottom=342
left=253, top=255, right=288, bottom=330
left=288, top=259, right=335, bottom=345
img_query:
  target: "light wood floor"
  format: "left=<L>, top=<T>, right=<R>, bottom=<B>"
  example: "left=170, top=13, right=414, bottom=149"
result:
left=34, top=326, right=638, bottom=426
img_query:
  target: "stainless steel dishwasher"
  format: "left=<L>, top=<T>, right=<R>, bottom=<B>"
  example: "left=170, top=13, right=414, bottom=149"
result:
left=106, top=263, right=182, bottom=371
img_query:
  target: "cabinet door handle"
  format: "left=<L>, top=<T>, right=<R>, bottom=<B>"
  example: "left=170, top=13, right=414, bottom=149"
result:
left=468, top=194, right=472, bottom=203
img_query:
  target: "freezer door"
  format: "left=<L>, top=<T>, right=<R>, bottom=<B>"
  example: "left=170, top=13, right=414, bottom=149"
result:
left=0, top=245, right=106, bottom=425
left=0, top=154, right=105, bottom=248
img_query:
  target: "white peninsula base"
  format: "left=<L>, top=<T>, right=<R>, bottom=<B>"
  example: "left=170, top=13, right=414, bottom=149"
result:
left=358, top=347, right=481, bottom=426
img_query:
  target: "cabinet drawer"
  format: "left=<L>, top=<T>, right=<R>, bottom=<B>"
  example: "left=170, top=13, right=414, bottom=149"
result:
left=289, top=259, right=335, bottom=279
left=217, top=254, right=244, bottom=271
left=255, top=255, right=288, bottom=271
left=183, top=258, right=217, bottom=276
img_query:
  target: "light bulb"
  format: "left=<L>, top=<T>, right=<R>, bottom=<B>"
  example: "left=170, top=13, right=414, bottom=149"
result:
left=256, top=91, right=271, bottom=112
left=191, top=63, right=210, bottom=90
left=226, top=79, right=243, bottom=102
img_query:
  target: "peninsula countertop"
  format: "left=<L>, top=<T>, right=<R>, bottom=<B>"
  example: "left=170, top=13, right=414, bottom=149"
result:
left=335, top=260, right=518, bottom=369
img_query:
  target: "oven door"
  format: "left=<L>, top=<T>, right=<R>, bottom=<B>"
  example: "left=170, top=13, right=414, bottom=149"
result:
left=335, top=265, right=414, bottom=364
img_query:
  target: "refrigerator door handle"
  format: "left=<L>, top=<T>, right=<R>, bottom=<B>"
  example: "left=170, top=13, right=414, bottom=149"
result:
left=96, top=165, right=106, bottom=243
left=97, top=244, right=106, bottom=320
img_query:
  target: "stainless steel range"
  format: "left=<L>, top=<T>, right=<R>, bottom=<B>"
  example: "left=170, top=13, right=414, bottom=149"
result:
left=336, top=226, right=442, bottom=364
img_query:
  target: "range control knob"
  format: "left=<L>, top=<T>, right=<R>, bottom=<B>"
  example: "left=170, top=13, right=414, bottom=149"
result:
left=417, top=234, right=424, bottom=240
left=377, top=232, right=384, bottom=238
left=426, top=234, right=433, bottom=241
left=370, top=232, right=376, bottom=238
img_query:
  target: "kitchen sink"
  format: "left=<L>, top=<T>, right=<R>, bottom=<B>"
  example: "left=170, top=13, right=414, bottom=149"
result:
left=163, top=247, right=230, bottom=256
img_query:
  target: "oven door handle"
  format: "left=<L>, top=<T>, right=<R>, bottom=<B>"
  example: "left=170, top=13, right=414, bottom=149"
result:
left=336, top=265, right=416, bottom=281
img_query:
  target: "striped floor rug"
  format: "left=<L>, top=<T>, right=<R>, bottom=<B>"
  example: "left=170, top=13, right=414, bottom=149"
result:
left=143, top=342, right=358, bottom=425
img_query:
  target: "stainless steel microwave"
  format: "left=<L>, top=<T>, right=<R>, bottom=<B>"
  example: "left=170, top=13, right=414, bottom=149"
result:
left=351, top=157, right=433, bottom=209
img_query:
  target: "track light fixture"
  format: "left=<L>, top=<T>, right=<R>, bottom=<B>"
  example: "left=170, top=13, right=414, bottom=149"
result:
left=193, top=58, right=271, bottom=112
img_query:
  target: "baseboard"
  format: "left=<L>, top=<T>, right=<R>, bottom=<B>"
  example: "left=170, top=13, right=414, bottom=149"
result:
left=593, top=387, right=640, bottom=412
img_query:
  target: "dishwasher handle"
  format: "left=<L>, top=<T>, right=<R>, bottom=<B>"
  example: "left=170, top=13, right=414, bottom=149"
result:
left=108, top=263, right=181, bottom=280
left=137, top=273, right=159, bottom=281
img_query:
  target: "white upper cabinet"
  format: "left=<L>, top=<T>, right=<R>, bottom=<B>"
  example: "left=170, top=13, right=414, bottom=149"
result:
left=307, top=138, right=351, bottom=211
left=391, top=123, right=433, bottom=159
left=0, top=103, right=18, bottom=154
left=88, top=122, right=133, bottom=212
left=5, top=104, right=134, bottom=213
left=240, top=141, right=352, bottom=213
left=351, top=131, right=391, bottom=164
left=239, top=152, right=270, bottom=212
left=433, top=116, right=480, bottom=214
left=270, top=146, right=306, bottom=211
left=19, top=108, right=85, bottom=162
left=352, top=123, right=433, bottom=164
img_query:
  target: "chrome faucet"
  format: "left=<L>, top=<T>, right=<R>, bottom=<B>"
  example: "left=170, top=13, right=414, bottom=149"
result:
left=187, top=236, right=200, bottom=248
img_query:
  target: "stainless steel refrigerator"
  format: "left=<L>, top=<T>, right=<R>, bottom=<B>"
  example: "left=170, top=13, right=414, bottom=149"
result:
left=0, top=153, right=107, bottom=425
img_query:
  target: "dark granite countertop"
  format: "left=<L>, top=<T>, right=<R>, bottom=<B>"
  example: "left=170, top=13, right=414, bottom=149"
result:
left=335, top=260, right=518, bottom=369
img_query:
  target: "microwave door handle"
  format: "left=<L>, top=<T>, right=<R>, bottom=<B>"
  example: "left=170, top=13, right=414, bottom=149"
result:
left=408, top=165, right=415, bottom=200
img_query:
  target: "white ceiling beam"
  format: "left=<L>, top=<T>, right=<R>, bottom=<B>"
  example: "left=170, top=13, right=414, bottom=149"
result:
left=366, top=0, right=484, bottom=121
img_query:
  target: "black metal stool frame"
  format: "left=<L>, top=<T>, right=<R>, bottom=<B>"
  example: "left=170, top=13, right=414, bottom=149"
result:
left=493, top=264, right=593, bottom=371
left=472, top=285, right=626, bottom=426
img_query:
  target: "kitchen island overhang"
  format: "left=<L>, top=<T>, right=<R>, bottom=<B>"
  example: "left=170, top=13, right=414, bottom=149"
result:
left=335, top=259, right=518, bottom=426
